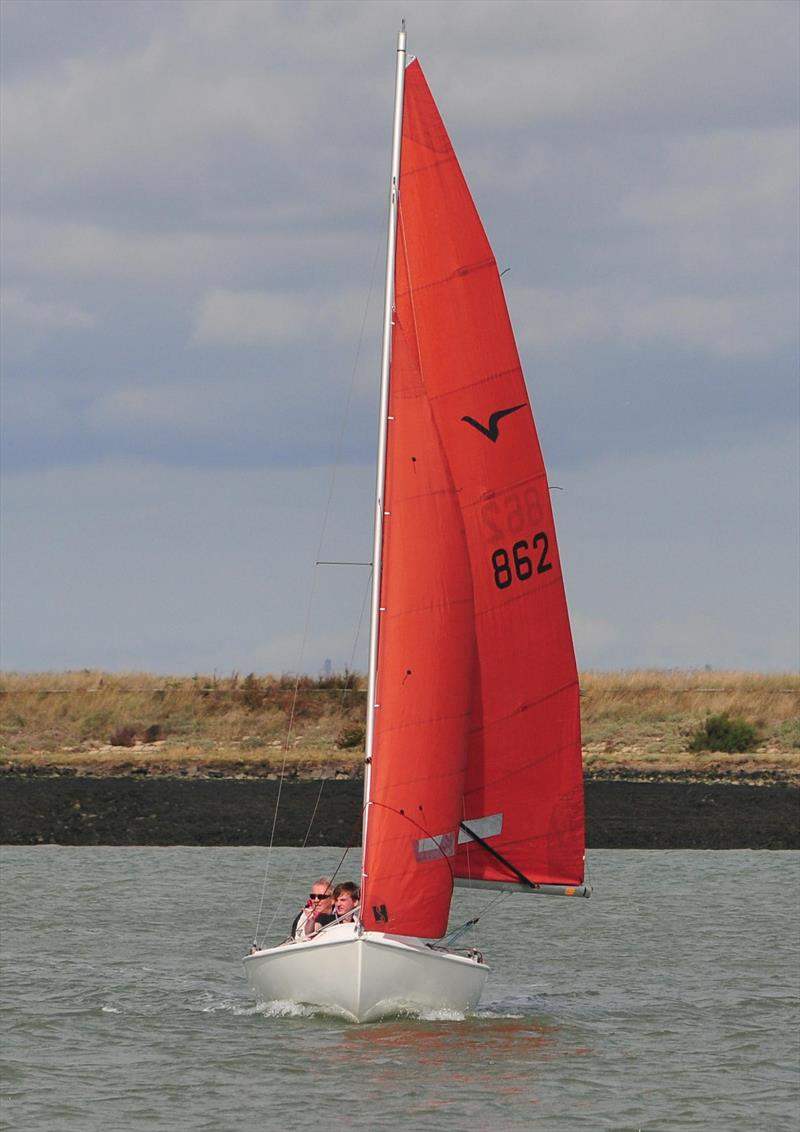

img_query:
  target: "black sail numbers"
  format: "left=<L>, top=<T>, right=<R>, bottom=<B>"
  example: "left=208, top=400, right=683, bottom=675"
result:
left=461, top=402, right=555, bottom=592
left=491, top=532, right=552, bottom=590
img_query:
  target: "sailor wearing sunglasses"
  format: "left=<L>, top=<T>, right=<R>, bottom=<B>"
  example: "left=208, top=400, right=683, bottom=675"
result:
left=290, top=878, right=336, bottom=940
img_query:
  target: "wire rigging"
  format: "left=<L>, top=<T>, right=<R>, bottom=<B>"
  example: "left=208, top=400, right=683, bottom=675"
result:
left=251, top=230, right=383, bottom=947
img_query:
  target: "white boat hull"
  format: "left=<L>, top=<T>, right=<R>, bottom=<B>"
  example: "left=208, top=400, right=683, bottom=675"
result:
left=243, top=924, right=489, bottom=1023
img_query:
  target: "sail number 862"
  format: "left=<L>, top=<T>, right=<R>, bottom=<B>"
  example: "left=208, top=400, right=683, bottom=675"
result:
left=491, top=533, right=552, bottom=590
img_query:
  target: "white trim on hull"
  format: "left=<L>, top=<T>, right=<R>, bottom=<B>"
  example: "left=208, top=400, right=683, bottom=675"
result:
left=243, top=924, right=489, bottom=1023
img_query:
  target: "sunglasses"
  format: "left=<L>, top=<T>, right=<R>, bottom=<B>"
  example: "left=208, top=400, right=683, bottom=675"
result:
left=309, top=893, right=330, bottom=901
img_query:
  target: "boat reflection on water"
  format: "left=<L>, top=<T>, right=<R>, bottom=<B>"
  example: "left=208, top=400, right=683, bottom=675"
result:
left=338, top=1012, right=593, bottom=1119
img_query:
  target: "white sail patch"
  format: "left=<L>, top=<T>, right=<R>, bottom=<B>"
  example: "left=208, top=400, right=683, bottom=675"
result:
left=414, top=814, right=504, bottom=862
left=414, top=831, right=456, bottom=862
left=458, top=813, right=503, bottom=843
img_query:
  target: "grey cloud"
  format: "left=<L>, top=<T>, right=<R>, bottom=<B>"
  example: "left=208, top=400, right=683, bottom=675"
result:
left=0, top=462, right=374, bottom=674
left=556, top=424, right=799, bottom=671
left=1, top=0, right=797, bottom=673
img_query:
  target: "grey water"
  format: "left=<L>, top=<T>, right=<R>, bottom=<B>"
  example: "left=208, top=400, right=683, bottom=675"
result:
left=1, top=849, right=798, bottom=1132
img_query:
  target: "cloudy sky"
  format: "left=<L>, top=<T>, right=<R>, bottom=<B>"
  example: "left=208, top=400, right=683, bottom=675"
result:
left=2, top=0, right=798, bottom=676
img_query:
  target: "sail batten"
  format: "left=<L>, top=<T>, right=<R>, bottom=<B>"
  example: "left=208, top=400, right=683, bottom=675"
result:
left=395, top=256, right=497, bottom=298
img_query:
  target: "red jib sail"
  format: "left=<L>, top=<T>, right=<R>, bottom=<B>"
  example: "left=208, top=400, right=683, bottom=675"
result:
left=361, top=60, right=585, bottom=938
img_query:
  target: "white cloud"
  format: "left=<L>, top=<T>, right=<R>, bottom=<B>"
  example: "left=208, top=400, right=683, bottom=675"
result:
left=1, top=214, right=377, bottom=298
left=0, top=285, right=95, bottom=363
left=510, top=285, right=797, bottom=359
left=1, top=286, right=95, bottom=332
left=620, top=129, right=798, bottom=229
left=426, top=0, right=798, bottom=136
left=85, top=384, right=216, bottom=433
left=192, top=289, right=312, bottom=345
left=191, top=287, right=380, bottom=347
left=2, top=219, right=234, bottom=282
left=0, top=34, right=322, bottom=196
left=0, top=286, right=96, bottom=365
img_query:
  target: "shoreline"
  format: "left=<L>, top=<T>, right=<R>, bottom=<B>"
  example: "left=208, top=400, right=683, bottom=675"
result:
left=1, top=775, right=797, bottom=849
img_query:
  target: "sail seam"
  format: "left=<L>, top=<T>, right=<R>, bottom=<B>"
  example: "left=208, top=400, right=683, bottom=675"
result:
left=476, top=570, right=565, bottom=617
left=464, top=682, right=578, bottom=737
left=428, top=367, right=532, bottom=402
left=380, top=595, right=473, bottom=618
left=399, top=150, right=457, bottom=178
left=396, top=256, right=495, bottom=301
left=462, top=738, right=582, bottom=793
left=390, top=484, right=465, bottom=504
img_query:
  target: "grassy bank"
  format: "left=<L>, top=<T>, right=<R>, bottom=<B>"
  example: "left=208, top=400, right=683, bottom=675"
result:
left=1, top=669, right=797, bottom=783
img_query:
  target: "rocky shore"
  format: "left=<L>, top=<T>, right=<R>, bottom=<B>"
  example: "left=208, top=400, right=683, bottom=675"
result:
left=1, top=774, right=797, bottom=849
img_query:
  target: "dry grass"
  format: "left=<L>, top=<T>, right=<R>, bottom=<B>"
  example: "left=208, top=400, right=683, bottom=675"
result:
left=580, top=669, right=798, bottom=722
left=0, top=670, right=365, bottom=752
left=580, top=669, right=799, bottom=751
left=5, top=742, right=363, bottom=780
left=1, top=668, right=797, bottom=780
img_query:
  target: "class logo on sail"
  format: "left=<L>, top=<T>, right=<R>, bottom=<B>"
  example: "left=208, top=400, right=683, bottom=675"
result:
left=461, top=404, right=526, bottom=443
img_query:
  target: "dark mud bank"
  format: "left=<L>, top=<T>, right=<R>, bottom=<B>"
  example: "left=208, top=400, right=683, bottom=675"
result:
left=1, top=776, right=797, bottom=849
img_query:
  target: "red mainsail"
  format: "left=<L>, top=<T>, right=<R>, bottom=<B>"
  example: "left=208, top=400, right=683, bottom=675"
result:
left=361, top=60, right=585, bottom=938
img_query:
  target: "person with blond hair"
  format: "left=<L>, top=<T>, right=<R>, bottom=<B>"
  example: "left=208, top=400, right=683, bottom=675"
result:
left=290, top=877, right=335, bottom=940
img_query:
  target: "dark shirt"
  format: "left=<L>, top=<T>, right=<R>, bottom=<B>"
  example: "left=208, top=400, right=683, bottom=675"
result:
left=290, top=910, right=336, bottom=937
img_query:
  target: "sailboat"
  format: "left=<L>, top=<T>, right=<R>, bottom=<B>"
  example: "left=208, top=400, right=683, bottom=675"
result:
left=244, top=26, right=589, bottom=1023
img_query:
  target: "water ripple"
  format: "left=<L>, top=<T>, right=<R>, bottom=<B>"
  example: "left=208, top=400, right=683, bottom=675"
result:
left=1, top=847, right=798, bottom=1131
